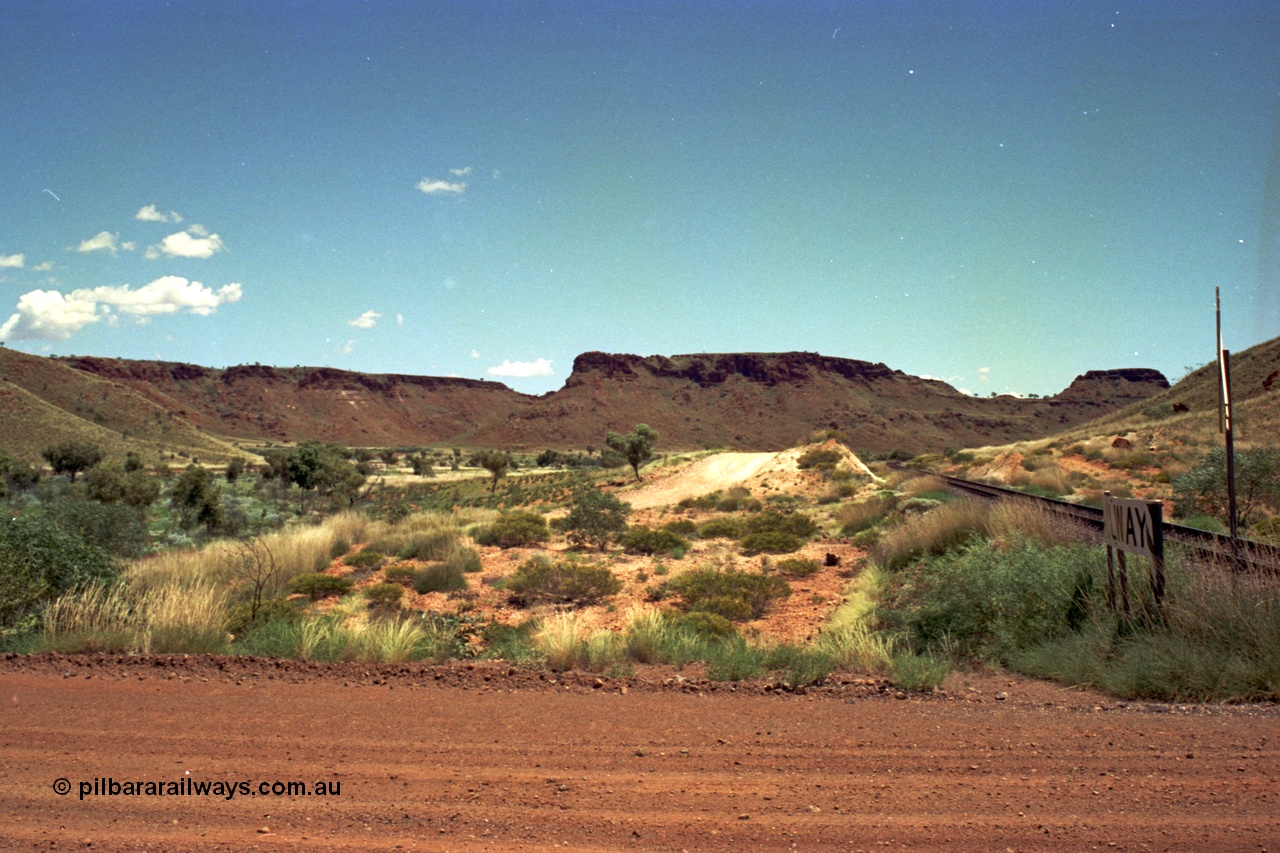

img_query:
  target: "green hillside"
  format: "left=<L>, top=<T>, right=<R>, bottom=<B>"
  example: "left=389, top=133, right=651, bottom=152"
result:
left=0, top=348, right=251, bottom=466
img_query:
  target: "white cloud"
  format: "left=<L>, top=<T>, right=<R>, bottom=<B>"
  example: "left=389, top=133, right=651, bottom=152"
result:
left=147, top=228, right=225, bottom=259
left=33, top=261, right=54, bottom=272
left=0, top=290, right=102, bottom=340
left=0, top=253, right=24, bottom=268
left=487, top=358, right=553, bottom=378
left=73, top=231, right=123, bottom=254
left=469, top=349, right=480, bottom=359
left=417, top=177, right=467, bottom=195
left=0, top=277, right=242, bottom=341
left=340, top=339, right=356, bottom=355
left=396, top=314, right=404, bottom=325
left=977, top=367, right=991, bottom=382
left=347, top=310, right=381, bottom=329
left=135, top=204, right=183, bottom=223
left=449, top=166, right=472, bottom=177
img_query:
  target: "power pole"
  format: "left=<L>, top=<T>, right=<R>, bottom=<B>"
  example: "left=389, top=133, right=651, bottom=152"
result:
left=1216, top=287, right=1240, bottom=570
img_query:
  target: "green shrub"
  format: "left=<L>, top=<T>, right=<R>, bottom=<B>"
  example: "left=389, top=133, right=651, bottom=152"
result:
left=739, top=530, right=802, bottom=554
left=447, top=547, right=483, bottom=574
left=505, top=555, right=622, bottom=606
left=289, top=573, right=354, bottom=601
left=667, top=568, right=791, bottom=620
left=413, top=563, right=468, bottom=594
left=888, top=652, right=950, bottom=691
left=473, top=511, right=549, bottom=548
left=0, top=513, right=121, bottom=636
left=710, top=486, right=751, bottom=511
left=383, top=565, right=420, bottom=585
left=797, top=448, right=843, bottom=470
left=619, top=525, right=689, bottom=556
left=395, top=529, right=461, bottom=562
left=677, top=493, right=720, bottom=510
left=225, top=596, right=303, bottom=637
left=364, top=583, right=404, bottom=610
left=343, top=549, right=385, bottom=569
left=562, top=487, right=631, bottom=551
left=745, top=510, right=817, bottom=538
left=775, top=557, right=821, bottom=577
left=880, top=538, right=1101, bottom=665
left=766, top=644, right=834, bottom=687
left=705, top=637, right=764, bottom=681
left=698, top=517, right=744, bottom=539
left=661, top=518, right=699, bottom=537
left=670, top=610, right=737, bottom=639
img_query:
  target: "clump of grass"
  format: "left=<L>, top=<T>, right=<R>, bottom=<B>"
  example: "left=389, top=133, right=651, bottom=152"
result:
left=42, top=580, right=230, bottom=655
left=836, top=493, right=896, bottom=535
left=413, top=562, right=467, bottom=594
left=870, top=500, right=989, bottom=570
left=888, top=652, right=950, bottom=691
left=534, top=612, right=585, bottom=672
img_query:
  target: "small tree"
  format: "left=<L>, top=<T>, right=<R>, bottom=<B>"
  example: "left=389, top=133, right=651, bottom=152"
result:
left=171, top=464, right=222, bottom=533
left=606, top=424, right=658, bottom=481
left=41, top=441, right=104, bottom=483
left=475, top=450, right=511, bottom=495
left=1174, top=447, right=1280, bottom=527
left=562, top=486, right=631, bottom=551
left=222, top=538, right=283, bottom=625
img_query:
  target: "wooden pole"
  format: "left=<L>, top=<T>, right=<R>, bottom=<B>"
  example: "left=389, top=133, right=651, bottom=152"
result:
left=1223, top=349, right=1241, bottom=571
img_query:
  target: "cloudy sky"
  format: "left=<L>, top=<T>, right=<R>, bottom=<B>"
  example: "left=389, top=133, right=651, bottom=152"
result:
left=2, top=1, right=1277, bottom=396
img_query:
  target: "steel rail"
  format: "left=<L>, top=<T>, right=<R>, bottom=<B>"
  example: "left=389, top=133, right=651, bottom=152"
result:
left=885, top=463, right=1280, bottom=573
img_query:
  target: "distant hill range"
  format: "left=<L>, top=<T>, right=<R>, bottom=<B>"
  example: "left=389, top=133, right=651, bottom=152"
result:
left=0, top=345, right=1195, bottom=463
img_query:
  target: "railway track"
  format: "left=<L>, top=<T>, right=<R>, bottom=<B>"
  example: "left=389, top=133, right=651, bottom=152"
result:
left=886, top=463, right=1280, bottom=574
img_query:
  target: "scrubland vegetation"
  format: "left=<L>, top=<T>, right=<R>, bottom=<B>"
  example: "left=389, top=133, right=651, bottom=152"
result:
left=3, top=422, right=1279, bottom=703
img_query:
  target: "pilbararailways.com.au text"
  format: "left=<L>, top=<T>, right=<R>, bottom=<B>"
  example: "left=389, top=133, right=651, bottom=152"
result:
left=55, top=776, right=341, bottom=801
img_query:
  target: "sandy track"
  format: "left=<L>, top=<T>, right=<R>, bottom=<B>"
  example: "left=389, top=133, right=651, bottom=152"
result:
left=3, top=655, right=1277, bottom=851
left=621, top=453, right=780, bottom=509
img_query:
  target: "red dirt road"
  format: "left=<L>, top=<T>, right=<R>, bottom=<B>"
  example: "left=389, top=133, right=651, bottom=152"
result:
left=2, top=655, right=1277, bottom=852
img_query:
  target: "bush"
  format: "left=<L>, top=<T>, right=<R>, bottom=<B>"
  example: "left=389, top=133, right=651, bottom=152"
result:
left=667, top=568, right=791, bottom=620
left=447, top=547, right=483, bottom=574
left=1174, top=446, right=1280, bottom=526
left=383, top=565, right=420, bottom=585
left=775, top=557, right=821, bottom=577
left=888, top=652, right=950, bottom=692
left=745, top=510, right=817, bottom=538
left=289, top=573, right=354, bottom=601
left=619, top=525, right=689, bottom=556
left=837, top=494, right=896, bottom=536
left=363, top=582, right=404, bottom=610
left=705, top=637, right=764, bottom=681
left=765, top=644, right=834, bottom=687
left=413, top=563, right=468, bottom=594
left=698, top=517, right=744, bottom=539
left=562, top=487, right=631, bottom=551
left=0, top=513, right=120, bottom=635
left=716, top=487, right=761, bottom=512
left=739, top=530, right=802, bottom=554
left=343, top=549, right=385, bottom=569
left=797, top=448, right=843, bottom=470
left=473, top=511, right=549, bottom=548
left=394, top=529, right=461, bottom=562
left=661, top=518, right=699, bottom=537
left=505, top=555, right=622, bottom=606
left=880, top=538, right=1101, bottom=665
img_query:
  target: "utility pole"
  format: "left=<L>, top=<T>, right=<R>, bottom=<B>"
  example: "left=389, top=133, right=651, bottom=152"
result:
left=1216, top=287, right=1240, bottom=570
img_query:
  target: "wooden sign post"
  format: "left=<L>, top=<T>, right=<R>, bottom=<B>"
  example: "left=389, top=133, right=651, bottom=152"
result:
left=1102, top=492, right=1165, bottom=623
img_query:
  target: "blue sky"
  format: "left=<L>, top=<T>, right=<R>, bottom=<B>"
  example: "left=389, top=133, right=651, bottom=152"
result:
left=2, top=1, right=1277, bottom=397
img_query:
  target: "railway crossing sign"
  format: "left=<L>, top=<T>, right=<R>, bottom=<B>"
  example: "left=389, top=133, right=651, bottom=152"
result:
left=1101, top=493, right=1165, bottom=621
